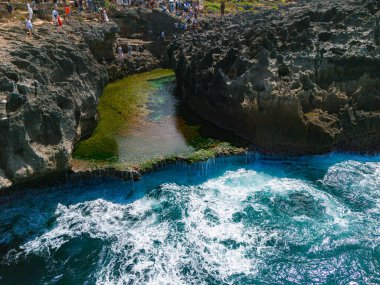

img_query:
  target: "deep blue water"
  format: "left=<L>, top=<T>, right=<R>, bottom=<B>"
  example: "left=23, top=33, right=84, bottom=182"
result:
left=0, top=153, right=380, bottom=285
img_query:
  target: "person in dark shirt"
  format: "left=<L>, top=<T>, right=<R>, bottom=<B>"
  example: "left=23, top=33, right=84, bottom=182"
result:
left=220, top=1, right=225, bottom=18
left=79, top=0, right=83, bottom=11
left=7, top=2, right=14, bottom=14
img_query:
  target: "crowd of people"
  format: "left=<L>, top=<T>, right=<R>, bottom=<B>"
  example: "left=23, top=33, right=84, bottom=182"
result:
left=4, top=0, right=225, bottom=61
left=5, top=0, right=220, bottom=37
left=5, top=1, right=111, bottom=36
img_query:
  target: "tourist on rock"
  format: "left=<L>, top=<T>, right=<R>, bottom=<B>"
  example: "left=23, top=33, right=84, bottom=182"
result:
left=78, top=0, right=83, bottom=12
left=118, top=46, right=124, bottom=60
left=7, top=2, right=14, bottom=14
left=31, top=1, right=38, bottom=18
left=192, top=18, right=197, bottom=31
left=169, top=0, right=174, bottom=13
left=198, top=0, right=203, bottom=13
left=26, top=18, right=33, bottom=36
left=103, top=8, right=109, bottom=21
left=99, top=7, right=104, bottom=21
left=183, top=23, right=187, bottom=31
left=127, top=45, right=132, bottom=57
left=87, top=0, right=92, bottom=12
left=158, top=31, right=165, bottom=42
left=27, top=4, right=33, bottom=20
left=220, top=1, right=225, bottom=18
left=64, top=4, right=71, bottom=20
left=52, top=8, right=58, bottom=25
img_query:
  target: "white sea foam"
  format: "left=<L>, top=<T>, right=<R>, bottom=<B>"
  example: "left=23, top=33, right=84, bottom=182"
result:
left=4, top=159, right=380, bottom=284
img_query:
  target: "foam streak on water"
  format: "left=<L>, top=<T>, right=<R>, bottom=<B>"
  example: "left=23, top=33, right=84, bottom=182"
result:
left=1, top=154, right=380, bottom=284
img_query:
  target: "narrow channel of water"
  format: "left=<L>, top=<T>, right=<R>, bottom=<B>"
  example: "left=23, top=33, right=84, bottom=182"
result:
left=1, top=153, right=380, bottom=284
left=73, top=69, right=244, bottom=166
left=116, top=74, right=195, bottom=163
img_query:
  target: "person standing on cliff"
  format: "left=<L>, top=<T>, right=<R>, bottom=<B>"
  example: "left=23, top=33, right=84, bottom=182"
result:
left=220, top=1, right=225, bottom=18
left=87, top=0, right=93, bottom=12
left=102, top=8, right=109, bottom=21
left=7, top=2, right=14, bottom=14
left=78, top=0, right=83, bottom=12
left=117, top=46, right=124, bottom=60
left=26, top=18, right=33, bottom=36
left=99, top=7, right=104, bottom=21
left=27, top=4, right=33, bottom=21
left=64, top=4, right=71, bottom=21
left=52, top=8, right=58, bottom=26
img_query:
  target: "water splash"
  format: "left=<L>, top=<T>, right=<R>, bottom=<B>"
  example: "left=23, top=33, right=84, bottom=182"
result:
left=1, top=154, right=380, bottom=284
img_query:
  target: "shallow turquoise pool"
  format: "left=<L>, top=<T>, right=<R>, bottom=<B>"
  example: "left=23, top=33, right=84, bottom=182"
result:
left=1, top=153, right=380, bottom=284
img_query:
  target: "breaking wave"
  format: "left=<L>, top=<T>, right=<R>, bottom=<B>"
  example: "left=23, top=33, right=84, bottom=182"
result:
left=1, top=154, right=380, bottom=284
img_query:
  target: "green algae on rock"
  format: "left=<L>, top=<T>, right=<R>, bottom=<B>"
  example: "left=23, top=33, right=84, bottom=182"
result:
left=73, top=69, right=175, bottom=161
left=73, top=69, right=245, bottom=173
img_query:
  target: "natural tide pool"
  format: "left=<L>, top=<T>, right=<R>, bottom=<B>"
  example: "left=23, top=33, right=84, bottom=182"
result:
left=1, top=153, right=380, bottom=284
left=73, top=69, right=243, bottom=169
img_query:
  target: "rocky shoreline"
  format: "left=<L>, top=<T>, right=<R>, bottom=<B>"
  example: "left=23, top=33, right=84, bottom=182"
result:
left=0, top=21, right=117, bottom=189
left=1, top=146, right=247, bottom=194
left=169, top=0, right=380, bottom=155
left=1, top=0, right=380, bottom=190
left=0, top=6, right=181, bottom=190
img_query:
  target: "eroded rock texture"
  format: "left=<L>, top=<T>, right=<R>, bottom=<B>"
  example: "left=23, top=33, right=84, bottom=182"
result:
left=108, top=7, right=179, bottom=81
left=169, top=0, right=380, bottom=155
left=0, top=22, right=117, bottom=188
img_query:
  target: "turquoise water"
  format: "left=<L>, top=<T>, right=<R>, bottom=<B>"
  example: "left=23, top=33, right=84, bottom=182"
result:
left=1, top=154, right=380, bottom=284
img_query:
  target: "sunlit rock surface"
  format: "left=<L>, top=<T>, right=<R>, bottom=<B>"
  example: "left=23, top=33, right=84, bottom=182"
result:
left=0, top=22, right=117, bottom=188
left=169, top=0, right=380, bottom=155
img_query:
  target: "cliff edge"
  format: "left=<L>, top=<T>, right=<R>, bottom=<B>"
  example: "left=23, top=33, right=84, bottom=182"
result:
left=169, top=0, right=380, bottom=155
left=0, top=21, right=118, bottom=188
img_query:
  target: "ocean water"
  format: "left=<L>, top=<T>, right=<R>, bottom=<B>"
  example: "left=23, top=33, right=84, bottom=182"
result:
left=0, top=154, right=380, bottom=285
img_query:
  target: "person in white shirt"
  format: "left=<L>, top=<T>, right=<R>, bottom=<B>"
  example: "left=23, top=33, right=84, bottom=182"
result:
left=52, top=9, right=58, bottom=26
left=27, top=4, right=33, bottom=20
left=117, top=46, right=124, bottom=60
left=103, top=8, right=109, bottom=22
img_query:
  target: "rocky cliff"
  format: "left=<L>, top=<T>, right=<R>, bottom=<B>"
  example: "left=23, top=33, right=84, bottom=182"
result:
left=0, top=21, right=118, bottom=188
left=169, top=0, right=380, bottom=155
left=107, top=7, right=179, bottom=81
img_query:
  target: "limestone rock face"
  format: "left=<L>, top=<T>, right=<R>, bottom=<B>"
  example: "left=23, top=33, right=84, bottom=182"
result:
left=169, top=0, right=380, bottom=155
left=0, top=22, right=117, bottom=188
left=108, top=8, right=178, bottom=81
